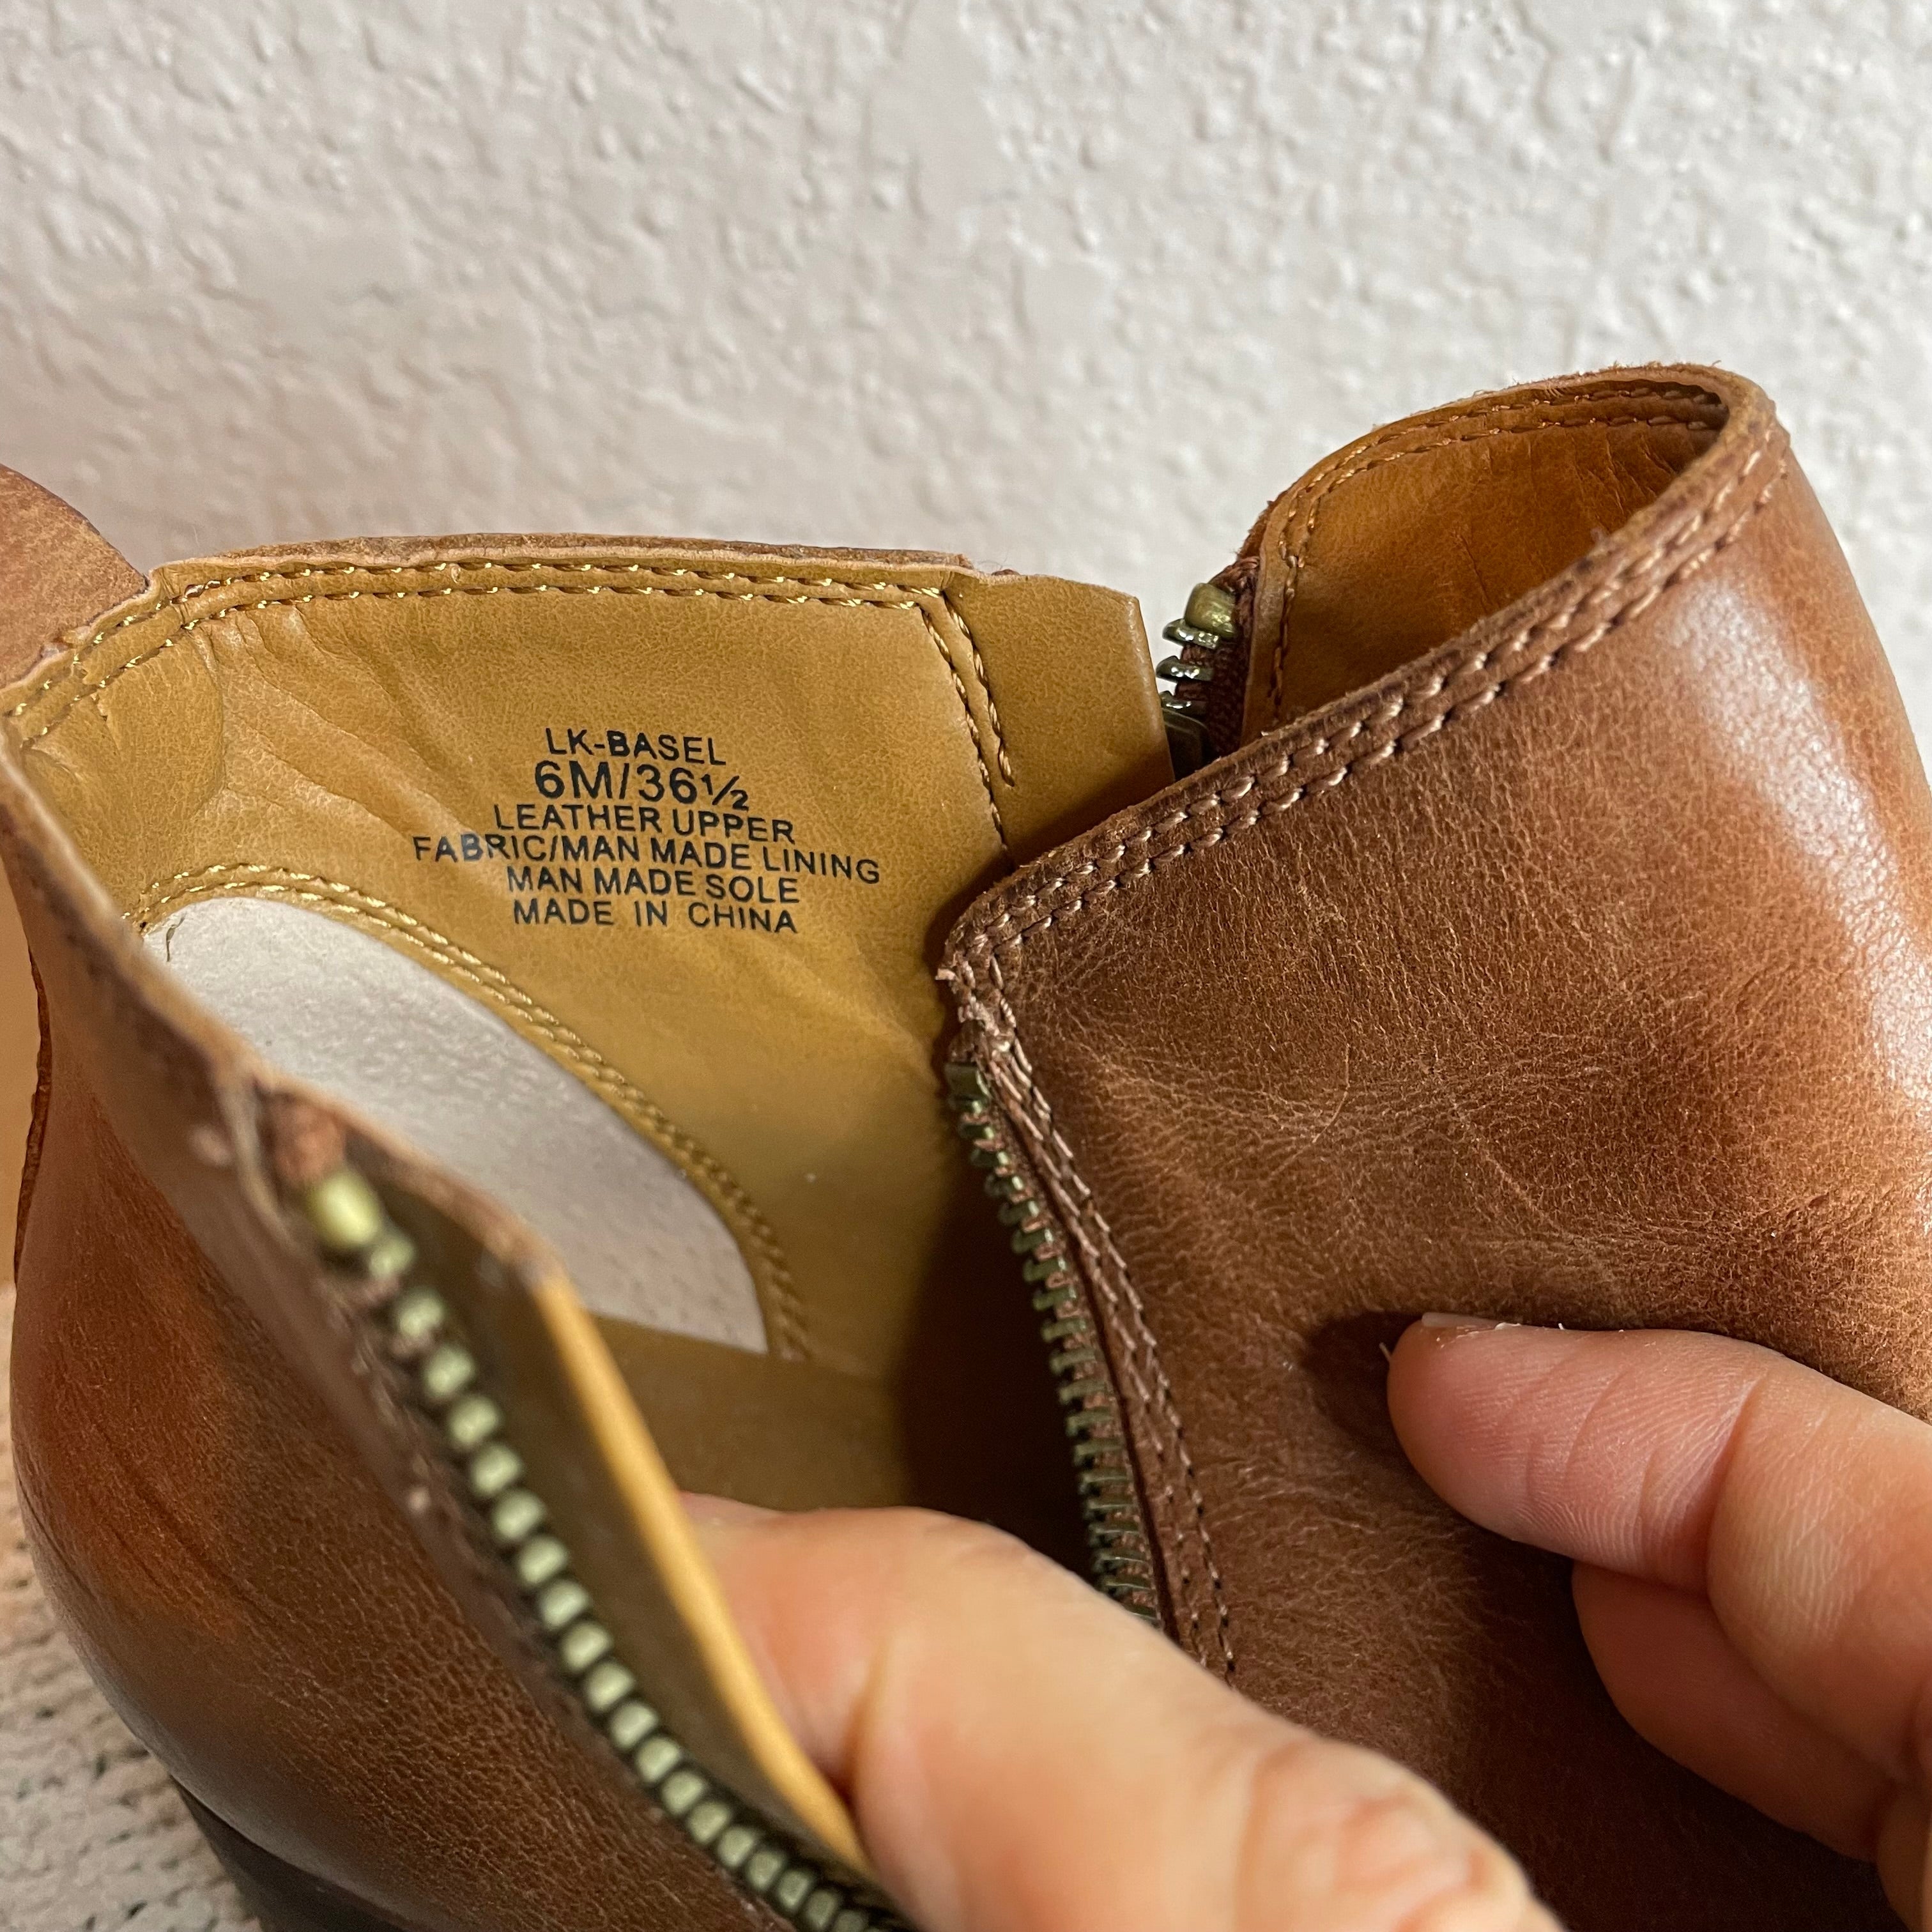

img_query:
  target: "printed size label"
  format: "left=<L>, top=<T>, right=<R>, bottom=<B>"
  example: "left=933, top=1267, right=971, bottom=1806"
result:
left=408, top=725, right=882, bottom=937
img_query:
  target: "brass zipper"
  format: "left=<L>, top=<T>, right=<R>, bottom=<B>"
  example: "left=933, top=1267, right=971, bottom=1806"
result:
left=296, top=1167, right=907, bottom=1932
left=1156, top=579, right=1238, bottom=776
left=270, top=602, right=1217, bottom=1918
left=942, top=1061, right=1162, bottom=1625
left=937, top=583, right=1240, bottom=1616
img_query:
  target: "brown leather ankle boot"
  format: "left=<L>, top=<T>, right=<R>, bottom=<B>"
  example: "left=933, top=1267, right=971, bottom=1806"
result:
left=1, top=364, right=1915, bottom=1930
left=944, top=365, right=1913, bottom=1928
left=0, top=476, right=1172, bottom=1931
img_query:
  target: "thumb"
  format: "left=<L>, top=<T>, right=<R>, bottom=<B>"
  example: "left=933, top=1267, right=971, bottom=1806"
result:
left=689, top=1498, right=1557, bottom=1932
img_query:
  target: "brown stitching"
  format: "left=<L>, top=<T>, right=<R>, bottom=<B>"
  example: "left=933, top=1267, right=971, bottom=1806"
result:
left=978, top=442, right=1784, bottom=957
left=1268, top=397, right=1723, bottom=727
left=970, top=974, right=1234, bottom=1677
left=949, top=396, right=1766, bottom=1685
left=1264, top=381, right=1724, bottom=535
left=9, top=557, right=1014, bottom=856
left=137, top=862, right=810, bottom=1360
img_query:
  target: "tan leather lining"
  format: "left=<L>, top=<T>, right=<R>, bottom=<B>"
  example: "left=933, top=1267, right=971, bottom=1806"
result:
left=0, top=479, right=1166, bottom=1907
left=10, top=544, right=1162, bottom=1405
left=533, top=1275, right=867, bottom=1867
left=601, top=1324, right=910, bottom=1510
left=1238, top=376, right=1728, bottom=736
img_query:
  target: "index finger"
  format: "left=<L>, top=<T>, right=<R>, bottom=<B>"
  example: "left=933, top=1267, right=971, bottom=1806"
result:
left=1387, top=1321, right=1932, bottom=1789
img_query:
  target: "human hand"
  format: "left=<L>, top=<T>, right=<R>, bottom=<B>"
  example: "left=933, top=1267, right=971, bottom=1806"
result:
left=694, top=1314, right=1930, bottom=1931
left=1388, top=1317, right=1932, bottom=1928
left=689, top=1493, right=1556, bottom=1932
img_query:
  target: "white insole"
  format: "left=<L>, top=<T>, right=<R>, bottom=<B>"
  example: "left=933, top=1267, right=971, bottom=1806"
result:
left=145, top=896, right=766, bottom=1353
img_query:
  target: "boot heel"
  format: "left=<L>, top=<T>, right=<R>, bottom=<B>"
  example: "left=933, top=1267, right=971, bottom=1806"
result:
left=177, top=1787, right=415, bottom=1932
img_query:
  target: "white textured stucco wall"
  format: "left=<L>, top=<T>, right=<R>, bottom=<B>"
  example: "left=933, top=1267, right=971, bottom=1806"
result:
left=4, top=3, right=1931, bottom=727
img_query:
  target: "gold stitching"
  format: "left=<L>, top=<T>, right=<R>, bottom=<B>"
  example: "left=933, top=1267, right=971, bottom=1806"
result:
left=939, top=593, right=1015, bottom=785
left=135, top=862, right=810, bottom=1360
left=10, top=556, right=1016, bottom=856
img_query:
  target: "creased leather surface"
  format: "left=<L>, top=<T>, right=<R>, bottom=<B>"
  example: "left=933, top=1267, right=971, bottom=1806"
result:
left=12, top=1038, right=762, bottom=1932
left=946, top=367, right=1909, bottom=1928
left=0, top=466, right=144, bottom=686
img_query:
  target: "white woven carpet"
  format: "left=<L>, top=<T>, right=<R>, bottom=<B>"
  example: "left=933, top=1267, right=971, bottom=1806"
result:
left=0, top=1285, right=254, bottom=1932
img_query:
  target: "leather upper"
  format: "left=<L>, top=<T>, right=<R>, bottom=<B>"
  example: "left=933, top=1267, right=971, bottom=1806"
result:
left=0, top=483, right=1162, bottom=1928
left=945, top=365, right=1915, bottom=1928
left=8, top=362, right=1920, bottom=1931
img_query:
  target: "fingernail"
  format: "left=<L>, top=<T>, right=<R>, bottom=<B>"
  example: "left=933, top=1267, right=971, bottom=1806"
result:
left=1417, top=1312, right=1519, bottom=1339
left=681, top=1491, right=777, bottom=1531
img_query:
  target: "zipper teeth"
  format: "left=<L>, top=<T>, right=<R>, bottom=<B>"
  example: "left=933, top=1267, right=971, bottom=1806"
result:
left=296, top=1169, right=907, bottom=1932
left=943, top=1064, right=1162, bottom=1625
left=1154, top=579, right=1238, bottom=712
left=1156, top=580, right=1239, bottom=774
